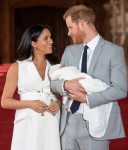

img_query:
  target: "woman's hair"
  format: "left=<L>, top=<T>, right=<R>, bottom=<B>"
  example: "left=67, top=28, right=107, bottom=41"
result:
left=17, top=24, right=59, bottom=64
left=63, top=5, right=95, bottom=24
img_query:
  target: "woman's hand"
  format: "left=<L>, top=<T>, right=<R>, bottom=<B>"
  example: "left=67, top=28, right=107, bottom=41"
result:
left=30, top=100, right=48, bottom=114
left=47, top=100, right=60, bottom=116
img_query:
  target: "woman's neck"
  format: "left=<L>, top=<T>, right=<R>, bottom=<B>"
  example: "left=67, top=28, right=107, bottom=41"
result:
left=33, top=54, right=46, bottom=64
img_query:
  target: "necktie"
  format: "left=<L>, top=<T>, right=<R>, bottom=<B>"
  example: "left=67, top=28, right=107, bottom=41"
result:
left=70, top=45, right=88, bottom=113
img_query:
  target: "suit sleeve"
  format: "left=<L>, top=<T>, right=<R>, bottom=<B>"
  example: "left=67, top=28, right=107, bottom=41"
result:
left=51, top=47, right=68, bottom=95
left=88, top=46, right=128, bottom=108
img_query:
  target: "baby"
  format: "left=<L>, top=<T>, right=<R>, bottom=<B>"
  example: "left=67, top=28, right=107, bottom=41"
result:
left=49, top=64, right=109, bottom=95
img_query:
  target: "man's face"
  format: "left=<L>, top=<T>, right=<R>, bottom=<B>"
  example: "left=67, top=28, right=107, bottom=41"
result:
left=66, top=16, right=84, bottom=44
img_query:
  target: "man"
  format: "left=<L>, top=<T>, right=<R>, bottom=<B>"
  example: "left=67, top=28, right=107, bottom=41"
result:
left=51, top=5, right=128, bottom=150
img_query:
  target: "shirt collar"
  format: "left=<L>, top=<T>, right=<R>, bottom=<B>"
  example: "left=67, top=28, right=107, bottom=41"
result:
left=84, top=34, right=100, bottom=51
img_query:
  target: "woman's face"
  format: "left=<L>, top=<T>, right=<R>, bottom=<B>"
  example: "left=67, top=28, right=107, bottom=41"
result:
left=32, top=28, right=53, bottom=55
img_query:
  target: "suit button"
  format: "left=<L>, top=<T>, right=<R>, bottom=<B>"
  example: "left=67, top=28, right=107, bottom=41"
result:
left=65, top=108, right=68, bottom=111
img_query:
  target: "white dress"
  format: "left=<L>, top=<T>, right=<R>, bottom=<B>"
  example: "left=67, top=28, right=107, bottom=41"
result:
left=11, top=58, right=61, bottom=150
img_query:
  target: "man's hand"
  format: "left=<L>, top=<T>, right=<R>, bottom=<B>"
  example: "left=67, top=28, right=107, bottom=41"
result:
left=68, top=90, right=87, bottom=103
left=64, top=78, right=85, bottom=93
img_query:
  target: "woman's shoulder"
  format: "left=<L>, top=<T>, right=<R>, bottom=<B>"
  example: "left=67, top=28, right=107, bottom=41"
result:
left=9, top=62, right=18, bottom=70
left=6, top=62, right=18, bottom=77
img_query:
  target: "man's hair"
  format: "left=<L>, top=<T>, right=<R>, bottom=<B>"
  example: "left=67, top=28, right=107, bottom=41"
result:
left=63, top=5, right=96, bottom=24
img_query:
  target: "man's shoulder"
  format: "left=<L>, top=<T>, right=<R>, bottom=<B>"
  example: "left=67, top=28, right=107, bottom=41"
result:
left=65, top=44, right=83, bottom=50
left=100, top=36, right=123, bottom=50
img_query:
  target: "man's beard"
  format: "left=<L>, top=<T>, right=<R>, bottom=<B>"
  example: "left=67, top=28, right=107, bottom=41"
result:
left=71, top=29, right=84, bottom=44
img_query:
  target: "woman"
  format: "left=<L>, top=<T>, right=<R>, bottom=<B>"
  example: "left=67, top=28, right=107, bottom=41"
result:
left=1, top=24, right=61, bottom=150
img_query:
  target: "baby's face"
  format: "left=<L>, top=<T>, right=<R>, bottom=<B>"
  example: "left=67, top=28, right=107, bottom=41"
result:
left=60, top=65, right=65, bottom=69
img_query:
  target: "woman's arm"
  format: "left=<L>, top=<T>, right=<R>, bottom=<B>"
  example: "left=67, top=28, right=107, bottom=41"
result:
left=1, top=62, right=48, bottom=113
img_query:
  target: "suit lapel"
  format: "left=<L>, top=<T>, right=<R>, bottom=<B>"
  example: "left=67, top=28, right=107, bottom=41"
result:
left=88, top=36, right=105, bottom=75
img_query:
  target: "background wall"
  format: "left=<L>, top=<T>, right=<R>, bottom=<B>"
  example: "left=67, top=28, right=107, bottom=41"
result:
left=0, top=0, right=120, bottom=64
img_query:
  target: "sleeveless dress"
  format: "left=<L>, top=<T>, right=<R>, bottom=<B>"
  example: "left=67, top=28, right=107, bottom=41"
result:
left=11, top=58, right=61, bottom=150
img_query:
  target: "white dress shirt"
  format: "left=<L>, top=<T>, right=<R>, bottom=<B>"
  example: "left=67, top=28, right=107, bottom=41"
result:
left=68, top=34, right=100, bottom=113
